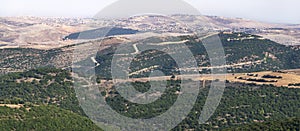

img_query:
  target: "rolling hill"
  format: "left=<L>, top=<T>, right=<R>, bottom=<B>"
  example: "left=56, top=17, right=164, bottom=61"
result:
left=1, top=32, right=300, bottom=77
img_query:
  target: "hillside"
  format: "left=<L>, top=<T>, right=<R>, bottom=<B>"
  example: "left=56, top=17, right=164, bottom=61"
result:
left=0, top=68, right=83, bottom=115
left=102, top=80, right=300, bottom=130
left=0, top=105, right=102, bottom=131
left=87, top=32, right=300, bottom=80
left=222, top=117, right=300, bottom=131
left=1, top=32, right=300, bottom=77
left=0, top=36, right=128, bottom=74
left=0, top=68, right=299, bottom=130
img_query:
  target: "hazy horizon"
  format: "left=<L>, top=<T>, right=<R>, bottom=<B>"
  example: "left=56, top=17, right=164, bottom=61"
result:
left=1, top=0, right=299, bottom=24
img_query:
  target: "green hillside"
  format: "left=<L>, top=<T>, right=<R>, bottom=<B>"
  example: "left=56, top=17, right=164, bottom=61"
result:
left=1, top=68, right=299, bottom=130
left=104, top=80, right=300, bottom=130
left=222, top=117, right=300, bottom=131
left=0, top=105, right=102, bottom=131
left=0, top=67, right=83, bottom=115
left=91, top=32, right=300, bottom=79
left=1, top=32, right=300, bottom=76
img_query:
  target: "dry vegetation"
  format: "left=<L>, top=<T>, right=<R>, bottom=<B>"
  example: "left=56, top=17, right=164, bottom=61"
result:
left=111, top=69, right=300, bottom=88
left=227, top=70, right=300, bottom=88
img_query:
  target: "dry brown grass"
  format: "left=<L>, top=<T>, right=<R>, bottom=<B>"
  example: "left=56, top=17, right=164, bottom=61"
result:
left=226, top=70, right=300, bottom=88
left=110, top=69, right=300, bottom=88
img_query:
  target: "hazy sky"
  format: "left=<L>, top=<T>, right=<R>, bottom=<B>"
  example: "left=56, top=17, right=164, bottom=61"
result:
left=0, top=0, right=299, bottom=24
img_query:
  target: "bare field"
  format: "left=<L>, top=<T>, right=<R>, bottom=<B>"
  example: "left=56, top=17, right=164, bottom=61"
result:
left=227, top=70, right=300, bottom=88
left=112, top=69, right=300, bottom=88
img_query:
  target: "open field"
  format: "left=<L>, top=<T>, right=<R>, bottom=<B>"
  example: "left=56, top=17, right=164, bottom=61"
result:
left=227, top=69, right=300, bottom=87
left=109, top=69, right=300, bottom=88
